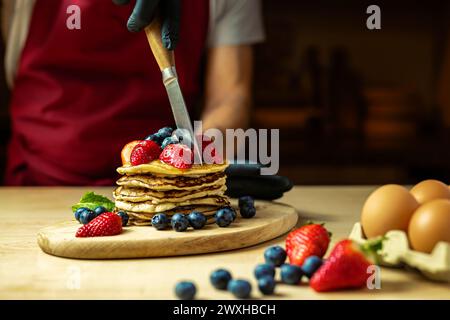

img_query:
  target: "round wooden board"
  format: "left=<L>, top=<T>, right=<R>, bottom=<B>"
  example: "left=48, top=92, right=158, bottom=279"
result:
left=37, top=201, right=298, bottom=259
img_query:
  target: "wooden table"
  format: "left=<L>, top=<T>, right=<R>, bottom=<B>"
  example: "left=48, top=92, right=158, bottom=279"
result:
left=0, top=186, right=448, bottom=300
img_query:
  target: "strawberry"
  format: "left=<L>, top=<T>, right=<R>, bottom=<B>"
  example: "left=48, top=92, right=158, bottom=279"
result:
left=76, top=212, right=123, bottom=238
left=285, top=223, right=331, bottom=266
left=121, top=140, right=140, bottom=165
left=130, top=140, right=161, bottom=166
left=159, top=143, right=193, bottom=169
left=310, top=239, right=380, bottom=292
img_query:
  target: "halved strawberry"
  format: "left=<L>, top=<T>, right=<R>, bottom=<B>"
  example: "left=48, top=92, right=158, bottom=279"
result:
left=121, top=140, right=140, bottom=165
left=76, top=212, right=122, bottom=238
left=159, top=143, right=193, bottom=169
left=310, top=239, right=381, bottom=292
left=130, top=140, right=161, bottom=166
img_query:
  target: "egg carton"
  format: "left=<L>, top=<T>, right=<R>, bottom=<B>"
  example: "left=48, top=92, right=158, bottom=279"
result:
left=349, top=223, right=450, bottom=282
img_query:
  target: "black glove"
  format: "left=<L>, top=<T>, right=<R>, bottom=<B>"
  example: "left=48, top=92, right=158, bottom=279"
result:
left=225, top=163, right=293, bottom=200
left=113, top=0, right=181, bottom=50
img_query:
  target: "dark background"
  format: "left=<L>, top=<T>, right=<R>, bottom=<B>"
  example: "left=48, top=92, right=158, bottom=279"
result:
left=1, top=0, right=450, bottom=185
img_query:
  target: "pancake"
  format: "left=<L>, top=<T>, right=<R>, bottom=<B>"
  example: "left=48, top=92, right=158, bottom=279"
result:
left=115, top=196, right=230, bottom=213
left=113, top=185, right=227, bottom=203
left=116, top=173, right=226, bottom=191
left=117, top=160, right=229, bottom=176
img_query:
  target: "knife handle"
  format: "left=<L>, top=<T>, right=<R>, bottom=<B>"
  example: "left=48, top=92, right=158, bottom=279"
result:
left=145, top=20, right=175, bottom=71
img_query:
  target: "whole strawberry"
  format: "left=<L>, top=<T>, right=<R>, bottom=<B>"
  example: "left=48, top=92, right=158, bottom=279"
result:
left=130, top=140, right=161, bottom=166
left=76, top=212, right=123, bottom=238
left=310, top=239, right=378, bottom=292
left=160, top=143, right=193, bottom=169
left=285, top=223, right=331, bottom=266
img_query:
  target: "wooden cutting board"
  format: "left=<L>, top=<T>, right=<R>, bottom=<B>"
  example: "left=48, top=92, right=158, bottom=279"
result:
left=37, top=201, right=298, bottom=259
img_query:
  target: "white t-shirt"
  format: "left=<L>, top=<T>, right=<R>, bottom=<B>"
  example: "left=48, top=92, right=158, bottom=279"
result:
left=3, top=0, right=265, bottom=87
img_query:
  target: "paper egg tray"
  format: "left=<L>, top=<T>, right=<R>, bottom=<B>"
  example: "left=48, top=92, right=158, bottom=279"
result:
left=349, top=223, right=450, bottom=282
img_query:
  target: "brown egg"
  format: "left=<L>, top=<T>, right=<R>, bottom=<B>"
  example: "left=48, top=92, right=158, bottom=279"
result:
left=408, top=199, right=450, bottom=253
left=410, top=179, right=450, bottom=204
left=361, top=184, right=419, bottom=238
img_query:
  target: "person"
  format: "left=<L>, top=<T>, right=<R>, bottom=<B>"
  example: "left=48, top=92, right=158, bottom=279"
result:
left=1, top=0, right=264, bottom=186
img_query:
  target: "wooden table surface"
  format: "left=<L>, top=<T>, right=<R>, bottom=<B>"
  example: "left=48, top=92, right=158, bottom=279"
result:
left=0, top=186, right=449, bottom=300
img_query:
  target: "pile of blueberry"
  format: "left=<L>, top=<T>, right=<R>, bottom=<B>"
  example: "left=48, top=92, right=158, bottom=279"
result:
left=152, top=196, right=255, bottom=232
left=174, top=246, right=324, bottom=300
left=145, top=126, right=178, bottom=149
left=74, top=207, right=129, bottom=227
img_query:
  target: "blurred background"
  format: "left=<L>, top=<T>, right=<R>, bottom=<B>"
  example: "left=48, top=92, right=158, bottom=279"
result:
left=1, top=0, right=450, bottom=185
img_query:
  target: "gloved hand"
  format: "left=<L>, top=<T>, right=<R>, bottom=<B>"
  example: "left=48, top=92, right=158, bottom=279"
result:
left=113, top=0, right=181, bottom=50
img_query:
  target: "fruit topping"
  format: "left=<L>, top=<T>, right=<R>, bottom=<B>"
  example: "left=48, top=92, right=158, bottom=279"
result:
left=280, top=264, right=303, bottom=285
left=130, top=140, right=161, bottom=166
left=117, top=211, right=129, bottom=226
left=215, top=208, right=234, bottom=227
left=159, top=143, right=193, bottom=169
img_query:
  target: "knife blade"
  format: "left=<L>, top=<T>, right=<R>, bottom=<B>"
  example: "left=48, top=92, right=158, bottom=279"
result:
left=145, top=20, right=203, bottom=165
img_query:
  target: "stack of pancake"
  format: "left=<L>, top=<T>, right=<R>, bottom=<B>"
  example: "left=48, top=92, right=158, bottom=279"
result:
left=114, top=160, right=230, bottom=226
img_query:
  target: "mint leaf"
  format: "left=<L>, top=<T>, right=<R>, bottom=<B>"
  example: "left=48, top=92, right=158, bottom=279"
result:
left=71, top=192, right=115, bottom=212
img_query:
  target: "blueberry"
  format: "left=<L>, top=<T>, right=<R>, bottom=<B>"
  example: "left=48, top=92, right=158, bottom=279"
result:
left=280, top=264, right=303, bottom=285
left=258, top=276, right=276, bottom=295
left=264, top=246, right=287, bottom=266
left=74, top=207, right=86, bottom=221
left=78, top=208, right=95, bottom=225
left=227, top=279, right=252, bottom=299
left=171, top=213, right=189, bottom=232
left=117, top=211, right=129, bottom=226
left=157, top=127, right=174, bottom=139
left=240, top=204, right=256, bottom=219
left=152, top=213, right=170, bottom=230
left=188, top=211, right=207, bottom=229
left=254, top=264, right=276, bottom=280
left=301, top=256, right=323, bottom=278
left=175, top=281, right=196, bottom=300
left=161, top=136, right=178, bottom=149
left=145, top=133, right=164, bottom=145
left=215, top=208, right=234, bottom=227
left=210, top=269, right=232, bottom=290
left=94, top=206, right=107, bottom=217
left=239, top=196, right=255, bottom=208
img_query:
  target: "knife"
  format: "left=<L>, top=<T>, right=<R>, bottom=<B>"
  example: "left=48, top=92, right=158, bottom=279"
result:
left=144, top=19, right=203, bottom=165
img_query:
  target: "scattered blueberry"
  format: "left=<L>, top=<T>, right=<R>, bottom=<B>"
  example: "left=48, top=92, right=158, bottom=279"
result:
left=152, top=213, right=170, bottom=230
left=301, top=256, right=323, bottom=278
left=254, top=264, right=276, bottom=280
left=78, top=208, right=96, bottom=225
left=175, top=281, right=196, bottom=300
left=171, top=213, right=189, bottom=232
left=117, top=211, right=129, bottom=226
left=210, top=269, right=232, bottom=290
left=215, top=208, right=234, bottom=227
left=94, top=206, right=107, bottom=217
left=157, top=127, right=174, bottom=140
left=280, top=264, right=303, bottom=285
left=74, top=207, right=86, bottom=221
left=258, top=276, right=276, bottom=295
left=227, top=279, right=252, bottom=299
left=188, top=211, right=207, bottom=229
left=264, top=246, right=287, bottom=266
left=239, top=196, right=255, bottom=208
left=161, top=136, right=178, bottom=149
left=240, top=204, right=256, bottom=219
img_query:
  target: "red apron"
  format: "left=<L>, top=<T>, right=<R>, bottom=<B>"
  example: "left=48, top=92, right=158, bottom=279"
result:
left=5, top=0, right=209, bottom=186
